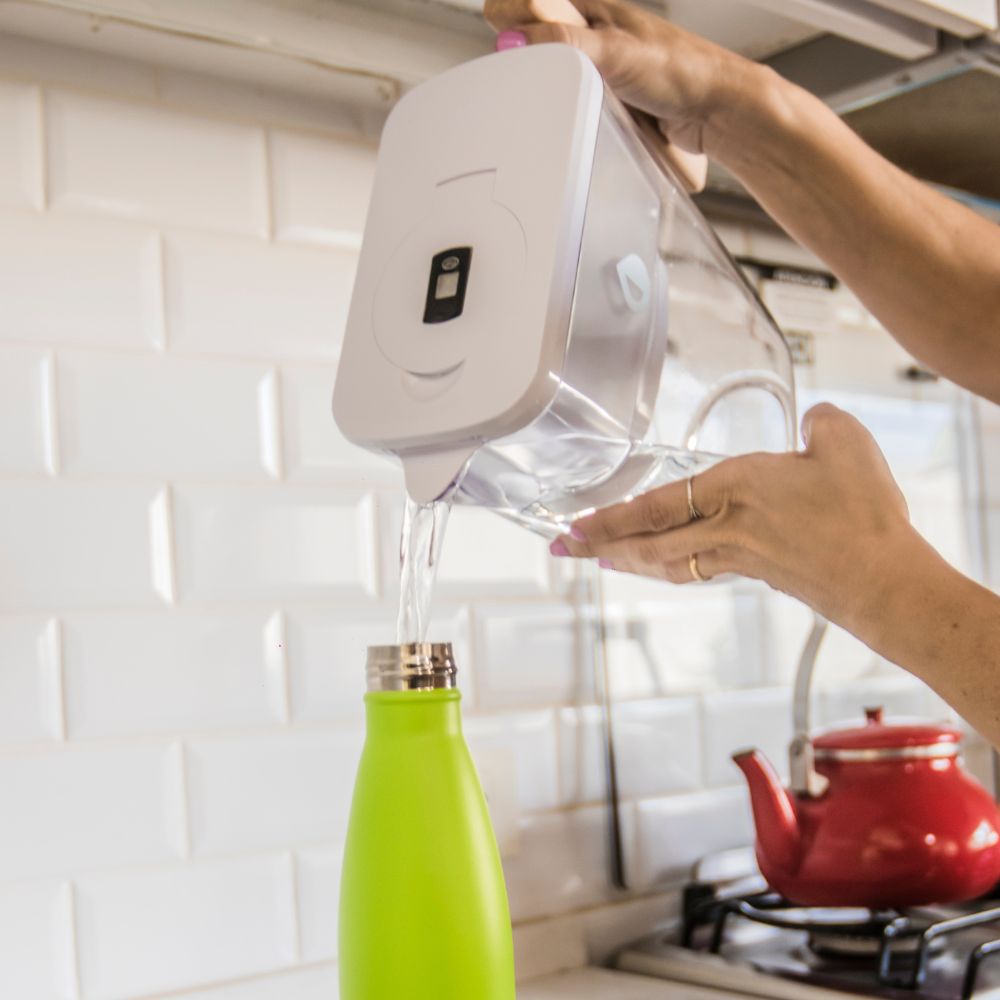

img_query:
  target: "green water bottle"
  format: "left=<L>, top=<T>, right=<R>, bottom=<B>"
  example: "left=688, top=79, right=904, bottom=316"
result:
left=339, top=643, right=516, bottom=999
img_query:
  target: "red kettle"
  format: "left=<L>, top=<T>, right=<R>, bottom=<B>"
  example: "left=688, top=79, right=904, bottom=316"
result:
left=734, top=706, right=1000, bottom=909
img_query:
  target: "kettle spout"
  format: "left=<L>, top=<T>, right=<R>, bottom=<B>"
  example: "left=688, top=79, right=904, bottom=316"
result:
left=733, top=748, right=802, bottom=875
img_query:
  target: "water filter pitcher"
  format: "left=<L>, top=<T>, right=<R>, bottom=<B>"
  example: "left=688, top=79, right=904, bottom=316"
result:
left=333, top=44, right=795, bottom=532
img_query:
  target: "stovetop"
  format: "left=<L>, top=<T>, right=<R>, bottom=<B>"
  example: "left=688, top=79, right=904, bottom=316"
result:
left=617, top=883, right=1000, bottom=999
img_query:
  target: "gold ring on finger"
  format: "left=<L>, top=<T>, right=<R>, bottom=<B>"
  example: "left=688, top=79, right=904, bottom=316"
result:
left=686, top=476, right=703, bottom=521
left=688, top=552, right=708, bottom=583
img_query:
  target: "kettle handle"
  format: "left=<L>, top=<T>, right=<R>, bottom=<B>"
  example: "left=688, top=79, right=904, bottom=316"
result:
left=789, top=611, right=830, bottom=797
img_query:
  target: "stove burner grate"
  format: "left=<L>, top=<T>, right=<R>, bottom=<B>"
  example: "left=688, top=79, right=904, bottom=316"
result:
left=877, top=906, right=1000, bottom=996
left=682, top=884, right=1000, bottom=998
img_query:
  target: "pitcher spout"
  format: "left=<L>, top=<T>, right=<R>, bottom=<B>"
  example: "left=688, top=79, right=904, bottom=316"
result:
left=733, top=748, right=802, bottom=876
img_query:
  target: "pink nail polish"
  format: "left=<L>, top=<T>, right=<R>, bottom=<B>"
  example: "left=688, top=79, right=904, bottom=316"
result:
left=569, top=525, right=587, bottom=542
left=598, top=558, right=614, bottom=570
left=496, top=29, right=527, bottom=51
left=550, top=539, right=569, bottom=557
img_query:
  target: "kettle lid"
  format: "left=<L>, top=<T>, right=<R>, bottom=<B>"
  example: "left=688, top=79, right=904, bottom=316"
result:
left=813, top=706, right=961, bottom=751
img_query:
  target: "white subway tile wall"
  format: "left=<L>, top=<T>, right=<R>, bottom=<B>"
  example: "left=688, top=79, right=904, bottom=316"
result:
left=0, top=80, right=43, bottom=210
left=0, top=345, right=53, bottom=475
left=0, top=41, right=987, bottom=1000
left=74, top=854, right=298, bottom=1000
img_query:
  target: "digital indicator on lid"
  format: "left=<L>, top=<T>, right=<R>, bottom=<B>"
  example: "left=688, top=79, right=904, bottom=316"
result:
left=423, top=246, right=472, bottom=324
left=435, top=271, right=460, bottom=299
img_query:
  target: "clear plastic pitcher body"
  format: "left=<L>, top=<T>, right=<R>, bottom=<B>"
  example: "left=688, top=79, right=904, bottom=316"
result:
left=333, top=45, right=794, bottom=530
left=451, top=89, right=795, bottom=533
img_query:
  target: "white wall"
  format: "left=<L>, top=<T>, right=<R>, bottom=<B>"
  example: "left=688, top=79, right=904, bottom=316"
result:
left=0, top=33, right=988, bottom=1000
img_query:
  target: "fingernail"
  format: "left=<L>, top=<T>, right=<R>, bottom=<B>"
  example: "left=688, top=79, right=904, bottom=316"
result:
left=550, top=539, right=569, bottom=557
left=569, top=525, right=587, bottom=542
left=598, top=558, right=614, bottom=570
left=496, top=30, right=527, bottom=51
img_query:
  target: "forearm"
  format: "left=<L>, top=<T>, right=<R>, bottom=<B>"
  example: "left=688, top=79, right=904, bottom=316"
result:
left=706, top=66, right=1000, bottom=403
left=845, top=529, right=1000, bottom=747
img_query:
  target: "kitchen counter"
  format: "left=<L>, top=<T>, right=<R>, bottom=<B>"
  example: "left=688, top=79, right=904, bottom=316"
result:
left=519, top=968, right=735, bottom=998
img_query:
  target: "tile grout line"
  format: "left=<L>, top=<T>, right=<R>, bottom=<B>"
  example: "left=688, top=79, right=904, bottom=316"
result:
left=265, top=609, right=293, bottom=725
left=287, top=849, right=304, bottom=965
left=152, top=230, right=168, bottom=352
left=176, top=741, right=194, bottom=860
left=262, top=128, right=277, bottom=242
left=150, top=484, right=178, bottom=605
left=114, top=957, right=340, bottom=1000
left=66, top=880, right=83, bottom=1000
left=258, top=368, right=284, bottom=481
left=48, top=616, right=68, bottom=742
left=41, top=348, right=61, bottom=476
left=365, top=492, right=384, bottom=602
left=36, top=85, right=49, bottom=211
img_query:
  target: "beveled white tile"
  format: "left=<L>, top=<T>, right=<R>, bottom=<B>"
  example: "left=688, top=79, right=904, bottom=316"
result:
left=172, top=485, right=377, bottom=603
left=816, top=621, right=886, bottom=685
left=760, top=590, right=816, bottom=686
left=156, top=965, right=340, bottom=1000
left=0, top=345, right=51, bottom=475
left=280, top=364, right=393, bottom=482
left=0, top=211, right=160, bottom=349
left=811, top=327, right=916, bottom=399
left=702, top=687, right=793, bottom=787
left=62, top=611, right=286, bottom=738
left=581, top=892, right=680, bottom=964
left=296, top=844, right=342, bottom=962
left=464, top=710, right=559, bottom=813
left=475, top=605, right=588, bottom=711
left=631, top=787, right=752, bottom=890
left=512, top=915, right=586, bottom=984
left=47, top=89, right=267, bottom=235
left=909, top=496, right=973, bottom=575
left=818, top=675, right=937, bottom=729
left=0, top=880, right=75, bottom=1000
left=503, top=805, right=629, bottom=922
left=0, top=483, right=164, bottom=609
left=381, top=503, right=551, bottom=599
left=269, top=129, right=376, bottom=247
left=163, top=231, right=355, bottom=361
left=57, top=351, right=276, bottom=480
left=559, top=698, right=700, bottom=806
left=602, top=587, right=767, bottom=699
left=285, top=605, right=471, bottom=724
left=0, top=617, right=62, bottom=742
left=186, top=729, right=362, bottom=855
left=0, top=36, right=156, bottom=99
left=438, top=508, right=551, bottom=595
left=0, top=81, right=42, bottom=209
left=75, top=854, right=297, bottom=1000
left=0, top=743, right=185, bottom=880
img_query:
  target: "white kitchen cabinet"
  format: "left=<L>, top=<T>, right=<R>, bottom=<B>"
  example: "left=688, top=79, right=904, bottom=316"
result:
left=733, top=0, right=937, bottom=58
left=866, top=0, right=998, bottom=33
left=736, top=0, right=995, bottom=58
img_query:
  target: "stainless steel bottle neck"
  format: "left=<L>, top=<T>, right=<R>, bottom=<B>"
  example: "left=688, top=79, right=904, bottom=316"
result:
left=366, top=643, right=458, bottom=692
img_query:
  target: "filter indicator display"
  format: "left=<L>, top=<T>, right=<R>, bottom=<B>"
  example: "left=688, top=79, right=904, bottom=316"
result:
left=423, top=246, right=472, bottom=324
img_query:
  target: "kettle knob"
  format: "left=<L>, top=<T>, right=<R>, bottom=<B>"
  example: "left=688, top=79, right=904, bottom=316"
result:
left=864, top=706, right=885, bottom=725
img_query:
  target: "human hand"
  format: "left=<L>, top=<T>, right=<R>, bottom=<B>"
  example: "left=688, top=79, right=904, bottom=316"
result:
left=484, top=0, right=774, bottom=160
left=553, top=404, right=918, bottom=633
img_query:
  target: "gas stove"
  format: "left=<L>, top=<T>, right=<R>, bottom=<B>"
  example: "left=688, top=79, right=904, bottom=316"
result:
left=616, top=862, right=1000, bottom=999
